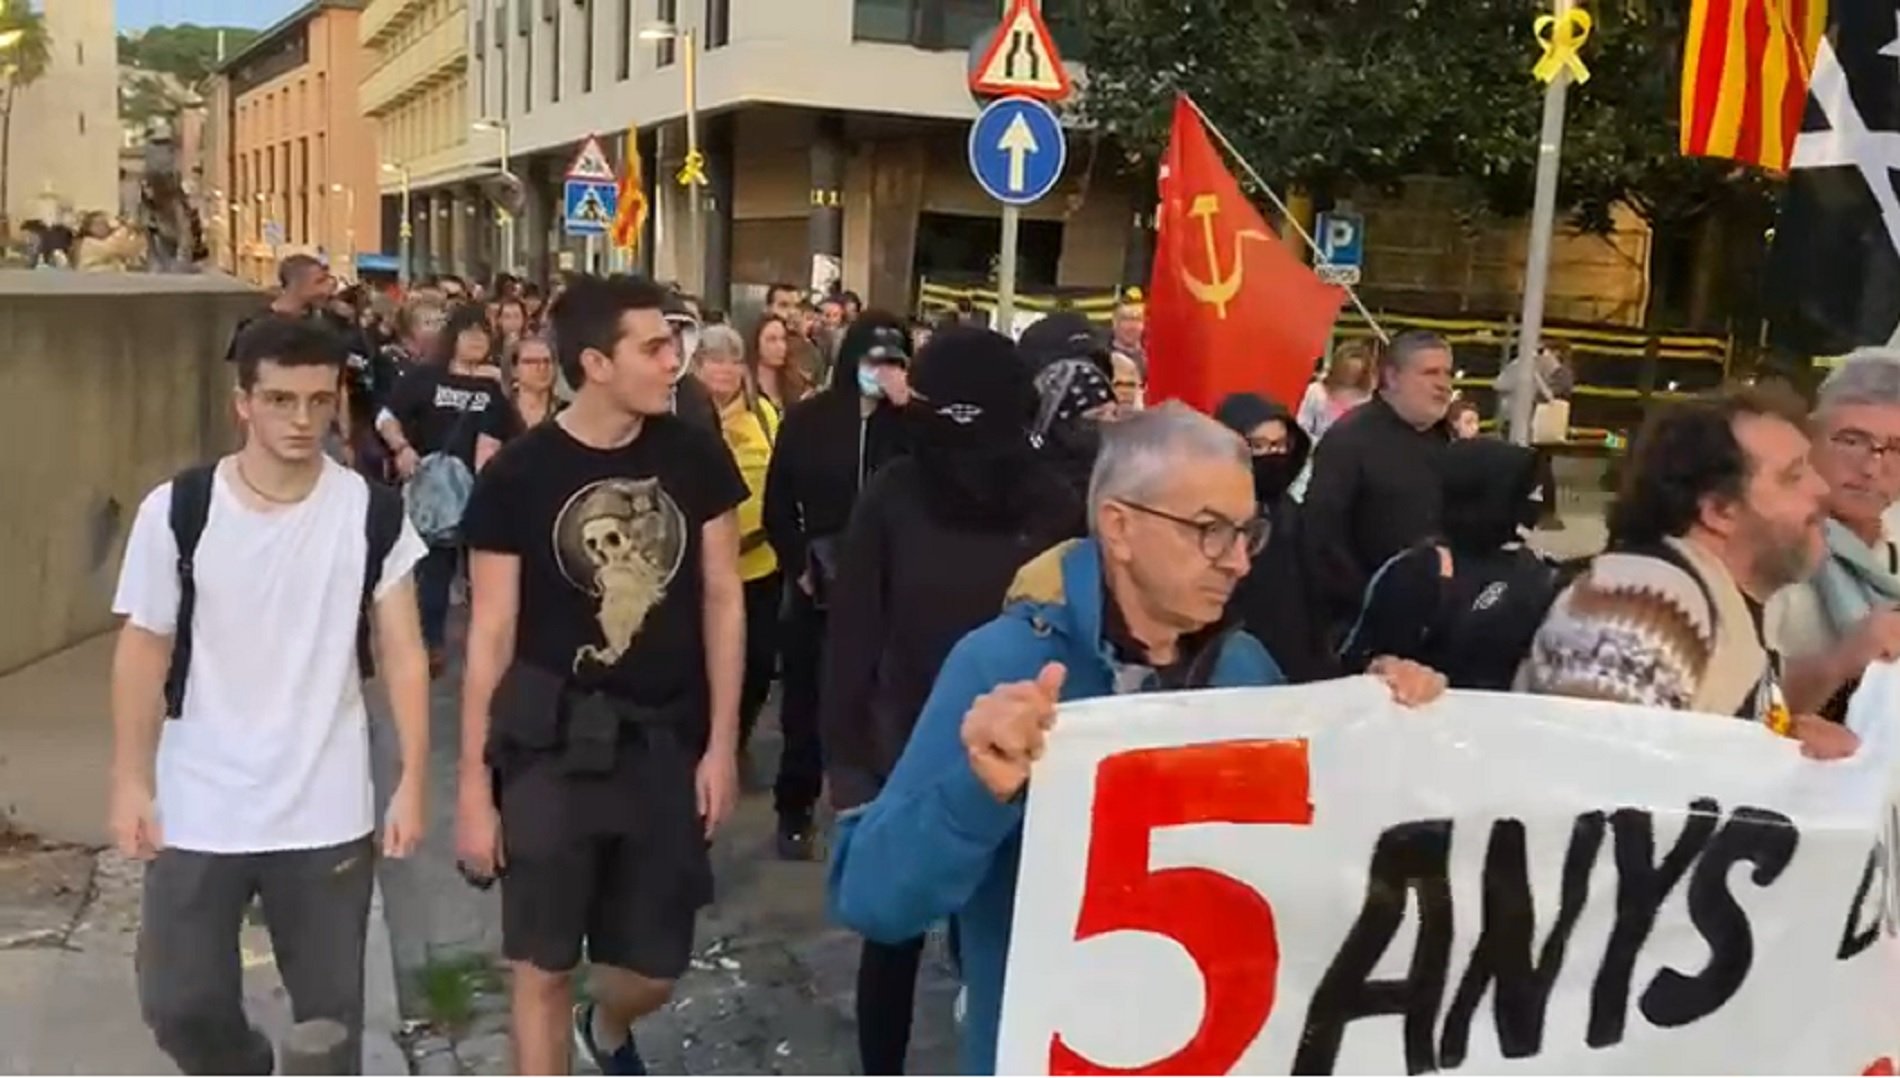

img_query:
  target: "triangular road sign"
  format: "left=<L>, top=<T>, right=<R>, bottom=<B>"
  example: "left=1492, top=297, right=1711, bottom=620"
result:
left=567, top=135, right=615, bottom=181
left=970, top=0, right=1073, bottom=102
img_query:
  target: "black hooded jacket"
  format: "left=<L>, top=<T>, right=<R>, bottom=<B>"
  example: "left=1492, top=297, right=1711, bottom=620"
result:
left=820, top=327, right=1084, bottom=811
left=761, top=320, right=911, bottom=584
left=1337, top=438, right=1559, bottom=691
left=1216, top=394, right=1335, bottom=684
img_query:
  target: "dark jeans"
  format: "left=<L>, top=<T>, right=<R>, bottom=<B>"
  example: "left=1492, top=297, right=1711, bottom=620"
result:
left=857, top=935, right=926, bottom=1075
left=738, top=571, right=783, bottom=748
left=137, top=836, right=375, bottom=1075
left=1532, top=447, right=1563, bottom=525
left=774, top=584, right=828, bottom=825
left=416, top=545, right=459, bottom=650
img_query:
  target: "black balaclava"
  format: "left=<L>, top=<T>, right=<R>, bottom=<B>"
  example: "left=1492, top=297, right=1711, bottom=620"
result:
left=1439, top=438, right=1541, bottom=551
left=909, top=326, right=1039, bottom=526
left=1033, top=358, right=1117, bottom=460
left=1214, top=392, right=1312, bottom=505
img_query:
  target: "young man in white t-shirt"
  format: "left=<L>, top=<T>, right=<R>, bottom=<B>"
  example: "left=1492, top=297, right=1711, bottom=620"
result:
left=109, top=317, right=432, bottom=1075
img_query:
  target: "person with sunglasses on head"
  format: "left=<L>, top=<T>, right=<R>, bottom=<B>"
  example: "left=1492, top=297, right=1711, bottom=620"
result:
left=829, top=403, right=1446, bottom=1076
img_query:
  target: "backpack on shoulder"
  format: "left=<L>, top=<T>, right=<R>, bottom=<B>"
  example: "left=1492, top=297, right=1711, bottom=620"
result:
left=161, top=464, right=406, bottom=719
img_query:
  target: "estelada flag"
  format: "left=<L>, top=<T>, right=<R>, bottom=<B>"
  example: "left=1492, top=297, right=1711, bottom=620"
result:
left=1145, top=96, right=1345, bottom=415
left=1679, top=0, right=1827, bottom=171
left=611, top=128, right=649, bottom=252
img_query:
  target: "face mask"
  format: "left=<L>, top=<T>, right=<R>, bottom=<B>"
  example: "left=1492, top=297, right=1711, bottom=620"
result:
left=1251, top=454, right=1301, bottom=504
left=858, top=364, right=884, bottom=399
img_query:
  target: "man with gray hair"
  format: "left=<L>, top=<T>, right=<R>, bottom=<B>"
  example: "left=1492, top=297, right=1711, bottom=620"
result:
left=1302, top=329, right=1456, bottom=639
left=827, top=402, right=1446, bottom=1075
left=1772, top=349, right=1900, bottom=719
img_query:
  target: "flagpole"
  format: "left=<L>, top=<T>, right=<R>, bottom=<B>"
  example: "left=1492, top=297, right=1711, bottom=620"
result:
left=1509, top=0, right=1576, bottom=446
left=1181, top=95, right=1390, bottom=345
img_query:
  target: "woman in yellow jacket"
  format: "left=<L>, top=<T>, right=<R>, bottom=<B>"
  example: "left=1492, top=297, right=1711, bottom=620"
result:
left=694, top=324, right=784, bottom=748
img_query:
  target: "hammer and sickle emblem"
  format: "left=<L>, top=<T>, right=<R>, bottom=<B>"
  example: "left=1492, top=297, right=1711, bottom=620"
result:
left=1180, top=194, right=1272, bottom=320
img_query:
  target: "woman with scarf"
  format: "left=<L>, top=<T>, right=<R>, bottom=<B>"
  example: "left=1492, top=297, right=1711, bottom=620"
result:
left=1773, top=351, right=1900, bottom=720
left=820, top=326, right=1082, bottom=1076
left=1215, top=393, right=1335, bottom=683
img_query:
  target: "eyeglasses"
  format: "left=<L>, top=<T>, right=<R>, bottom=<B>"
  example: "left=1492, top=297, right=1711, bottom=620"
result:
left=1117, top=501, right=1270, bottom=560
left=1829, top=428, right=1900, bottom=467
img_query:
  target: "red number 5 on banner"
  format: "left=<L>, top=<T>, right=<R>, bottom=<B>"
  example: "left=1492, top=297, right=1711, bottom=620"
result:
left=1050, top=740, right=1314, bottom=1075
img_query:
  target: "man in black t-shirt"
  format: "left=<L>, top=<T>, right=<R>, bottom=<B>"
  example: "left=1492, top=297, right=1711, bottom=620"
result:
left=457, top=275, right=747, bottom=1076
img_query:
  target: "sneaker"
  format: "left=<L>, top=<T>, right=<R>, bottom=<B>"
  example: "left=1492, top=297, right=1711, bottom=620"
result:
left=572, top=1002, right=647, bottom=1076
left=776, top=817, right=817, bottom=862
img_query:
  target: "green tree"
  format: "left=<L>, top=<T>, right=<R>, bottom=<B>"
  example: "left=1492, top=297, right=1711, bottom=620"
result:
left=119, top=23, right=256, bottom=87
left=0, top=0, right=51, bottom=232
left=1076, top=0, right=1775, bottom=326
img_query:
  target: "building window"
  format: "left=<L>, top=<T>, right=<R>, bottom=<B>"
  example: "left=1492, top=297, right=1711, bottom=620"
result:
left=77, top=112, right=85, bottom=135
left=616, top=0, right=630, bottom=79
left=655, top=0, right=676, bottom=66
left=75, top=41, right=82, bottom=64
left=706, top=0, right=728, bottom=48
left=852, top=0, right=1009, bottom=51
left=582, top=0, right=595, bottom=92
left=523, top=7, right=534, bottom=112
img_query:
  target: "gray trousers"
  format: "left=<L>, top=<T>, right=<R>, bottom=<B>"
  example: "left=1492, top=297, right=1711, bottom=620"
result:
left=137, top=835, right=375, bottom=1076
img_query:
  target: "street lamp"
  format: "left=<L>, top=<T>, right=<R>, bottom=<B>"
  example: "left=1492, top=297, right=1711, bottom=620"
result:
left=639, top=21, right=703, bottom=294
left=381, top=162, right=413, bottom=287
left=472, top=118, right=515, bottom=275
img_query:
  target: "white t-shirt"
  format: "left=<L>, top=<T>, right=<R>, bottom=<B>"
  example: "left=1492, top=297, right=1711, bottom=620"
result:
left=113, top=458, right=427, bottom=854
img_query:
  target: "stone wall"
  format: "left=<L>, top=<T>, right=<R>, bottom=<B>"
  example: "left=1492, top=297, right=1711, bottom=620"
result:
left=0, top=272, right=258, bottom=675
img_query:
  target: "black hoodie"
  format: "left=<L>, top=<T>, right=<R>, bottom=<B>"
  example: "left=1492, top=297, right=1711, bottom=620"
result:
left=821, top=328, right=1084, bottom=810
left=1216, top=393, right=1336, bottom=684
left=761, top=316, right=912, bottom=587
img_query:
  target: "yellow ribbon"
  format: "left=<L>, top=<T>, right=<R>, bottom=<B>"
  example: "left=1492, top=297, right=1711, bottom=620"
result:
left=1532, top=9, right=1592, bottom=85
left=677, top=150, right=708, bottom=188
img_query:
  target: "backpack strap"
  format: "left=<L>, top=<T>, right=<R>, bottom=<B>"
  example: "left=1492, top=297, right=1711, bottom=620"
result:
left=162, top=464, right=219, bottom=719
left=357, top=480, right=406, bottom=678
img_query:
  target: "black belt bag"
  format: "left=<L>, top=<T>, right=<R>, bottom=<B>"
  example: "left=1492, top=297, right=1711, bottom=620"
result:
left=488, top=662, right=694, bottom=777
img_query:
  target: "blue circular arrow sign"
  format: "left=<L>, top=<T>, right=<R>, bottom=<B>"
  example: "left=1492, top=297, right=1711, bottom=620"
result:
left=968, top=96, right=1067, bottom=207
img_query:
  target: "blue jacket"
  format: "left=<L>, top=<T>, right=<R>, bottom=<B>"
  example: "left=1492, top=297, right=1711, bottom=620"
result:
left=827, top=539, right=1285, bottom=1074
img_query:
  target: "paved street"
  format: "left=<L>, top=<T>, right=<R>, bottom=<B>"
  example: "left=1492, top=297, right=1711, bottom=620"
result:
left=374, top=615, right=961, bottom=1076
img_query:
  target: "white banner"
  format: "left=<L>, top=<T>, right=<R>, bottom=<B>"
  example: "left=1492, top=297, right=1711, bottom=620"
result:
left=997, top=669, right=1900, bottom=1075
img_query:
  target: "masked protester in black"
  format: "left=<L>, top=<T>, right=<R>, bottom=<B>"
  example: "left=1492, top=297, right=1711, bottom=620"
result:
left=1214, top=393, right=1336, bottom=683
left=760, top=312, right=913, bottom=859
left=1338, top=437, right=1561, bottom=691
left=821, top=325, right=1082, bottom=1078
left=1021, top=313, right=1120, bottom=500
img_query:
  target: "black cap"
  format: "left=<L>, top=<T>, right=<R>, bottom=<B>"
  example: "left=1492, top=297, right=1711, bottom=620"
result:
left=837, top=314, right=912, bottom=369
left=1018, top=312, right=1110, bottom=375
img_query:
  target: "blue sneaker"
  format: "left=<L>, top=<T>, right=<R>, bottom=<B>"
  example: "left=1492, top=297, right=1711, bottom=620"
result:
left=572, top=1002, right=648, bottom=1076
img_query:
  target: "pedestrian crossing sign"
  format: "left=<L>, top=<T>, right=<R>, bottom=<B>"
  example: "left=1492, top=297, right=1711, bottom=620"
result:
left=563, top=178, right=618, bottom=237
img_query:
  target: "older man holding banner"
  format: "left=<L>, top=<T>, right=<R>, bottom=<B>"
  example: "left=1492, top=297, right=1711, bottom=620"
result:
left=827, top=405, right=1447, bottom=1074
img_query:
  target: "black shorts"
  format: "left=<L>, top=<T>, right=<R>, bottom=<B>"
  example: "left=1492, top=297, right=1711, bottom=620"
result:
left=496, top=726, right=713, bottom=977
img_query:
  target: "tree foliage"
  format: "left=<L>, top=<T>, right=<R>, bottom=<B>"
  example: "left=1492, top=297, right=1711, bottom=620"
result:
left=0, top=0, right=51, bottom=92
left=1075, top=0, right=1773, bottom=232
left=120, top=23, right=257, bottom=87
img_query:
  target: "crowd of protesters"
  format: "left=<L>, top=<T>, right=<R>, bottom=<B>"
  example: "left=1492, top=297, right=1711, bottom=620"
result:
left=106, top=253, right=1900, bottom=1076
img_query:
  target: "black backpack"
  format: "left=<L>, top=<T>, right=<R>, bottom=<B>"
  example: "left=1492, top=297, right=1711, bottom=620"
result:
left=162, top=464, right=406, bottom=719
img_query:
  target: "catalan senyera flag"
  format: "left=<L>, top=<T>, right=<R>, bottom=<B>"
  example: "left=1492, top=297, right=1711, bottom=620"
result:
left=611, top=129, right=649, bottom=252
left=1145, top=97, right=1345, bottom=415
left=1680, top=0, right=1828, bottom=171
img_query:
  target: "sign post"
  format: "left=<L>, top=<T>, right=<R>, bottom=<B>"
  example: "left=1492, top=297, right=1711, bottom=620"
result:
left=563, top=135, right=620, bottom=256
left=967, top=0, right=1073, bottom=334
left=1314, top=209, right=1365, bottom=287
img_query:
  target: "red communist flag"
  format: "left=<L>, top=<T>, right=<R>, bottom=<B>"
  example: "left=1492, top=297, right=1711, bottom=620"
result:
left=1146, top=97, right=1346, bottom=415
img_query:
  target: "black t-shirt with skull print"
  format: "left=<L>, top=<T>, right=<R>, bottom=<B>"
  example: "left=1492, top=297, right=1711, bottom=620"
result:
left=463, top=414, right=747, bottom=713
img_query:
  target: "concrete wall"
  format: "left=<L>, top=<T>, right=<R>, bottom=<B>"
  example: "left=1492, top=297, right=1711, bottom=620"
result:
left=0, top=272, right=258, bottom=676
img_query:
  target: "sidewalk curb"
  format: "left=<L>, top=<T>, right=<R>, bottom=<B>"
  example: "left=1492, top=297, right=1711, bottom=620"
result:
left=364, top=880, right=410, bottom=1075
